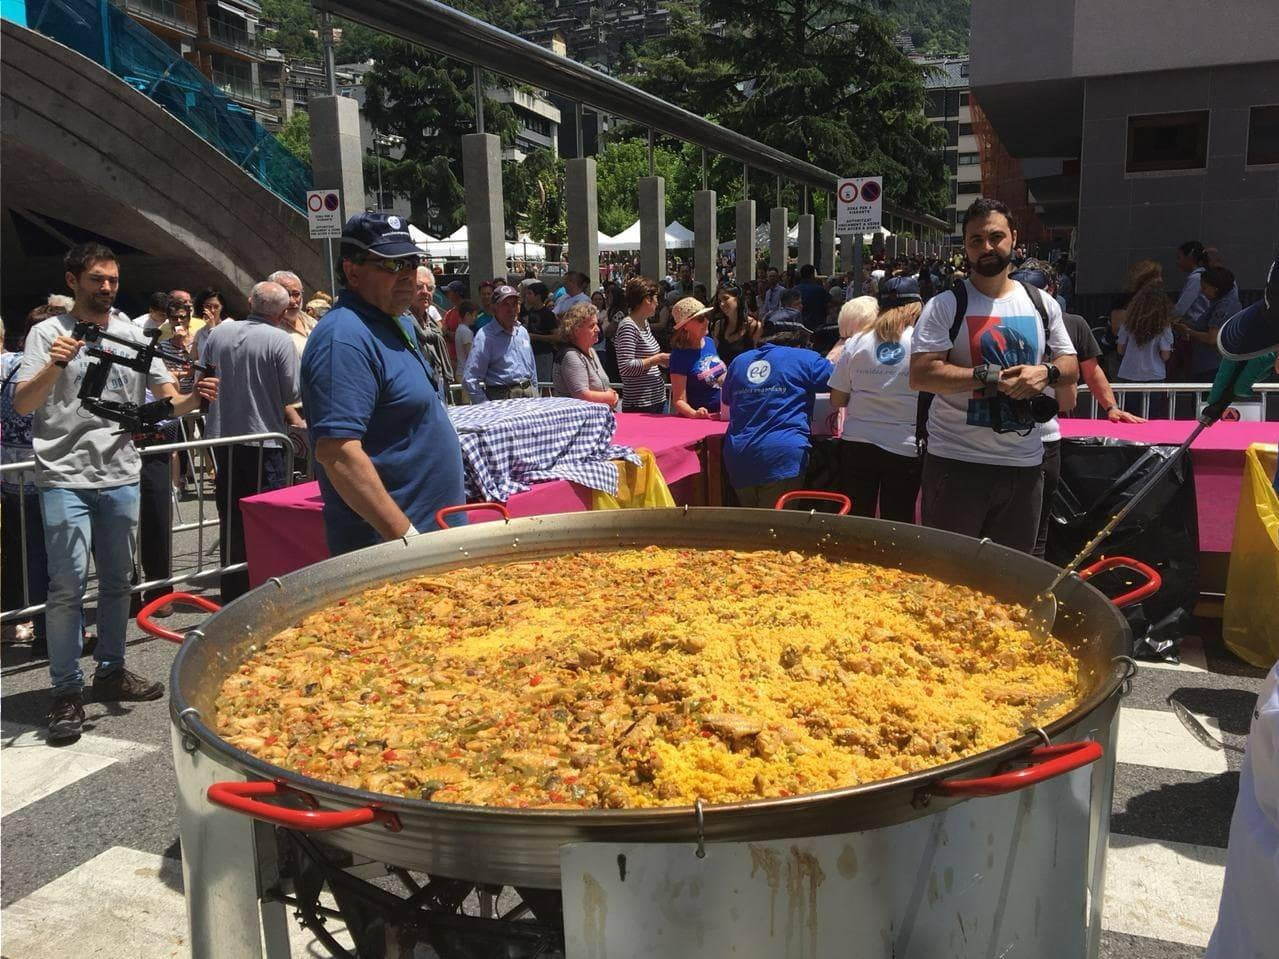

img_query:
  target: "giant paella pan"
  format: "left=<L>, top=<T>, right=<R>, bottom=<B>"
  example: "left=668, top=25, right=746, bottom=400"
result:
left=146, top=498, right=1151, bottom=890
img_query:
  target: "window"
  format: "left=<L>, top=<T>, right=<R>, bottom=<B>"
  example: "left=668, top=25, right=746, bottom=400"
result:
left=957, top=181, right=982, bottom=195
left=959, top=123, right=973, bottom=136
left=958, top=153, right=980, bottom=166
left=1247, top=104, right=1279, bottom=166
left=960, top=92, right=970, bottom=105
left=924, top=91, right=945, bottom=119
left=1126, top=111, right=1209, bottom=173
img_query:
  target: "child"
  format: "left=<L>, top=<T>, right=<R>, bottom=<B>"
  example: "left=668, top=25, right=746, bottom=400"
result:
left=454, top=300, right=477, bottom=383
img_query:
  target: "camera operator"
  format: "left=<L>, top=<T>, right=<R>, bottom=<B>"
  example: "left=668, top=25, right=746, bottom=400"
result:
left=13, top=243, right=218, bottom=744
left=909, top=199, right=1078, bottom=554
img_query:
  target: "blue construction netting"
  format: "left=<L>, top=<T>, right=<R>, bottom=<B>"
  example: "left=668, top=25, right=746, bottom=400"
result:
left=24, top=0, right=311, bottom=213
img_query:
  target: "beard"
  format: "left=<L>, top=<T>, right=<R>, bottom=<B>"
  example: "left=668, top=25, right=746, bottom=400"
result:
left=972, top=251, right=1010, bottom=277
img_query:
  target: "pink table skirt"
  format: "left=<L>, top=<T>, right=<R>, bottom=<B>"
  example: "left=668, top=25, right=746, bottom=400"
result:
left=241, top=413, right=728, bottom=587
left=1057, top=420, right=1276, bottom=554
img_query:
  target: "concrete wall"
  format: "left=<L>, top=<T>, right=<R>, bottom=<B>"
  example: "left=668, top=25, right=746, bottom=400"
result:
left=971, top=0, right=1279, bottom=87
left=1075, top=61, right=1279, bottom=295
left=0, top=21, right=322, bottom=318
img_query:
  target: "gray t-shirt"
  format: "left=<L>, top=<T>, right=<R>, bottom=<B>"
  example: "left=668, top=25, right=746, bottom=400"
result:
left=17, top=314, right=174, bottom=488
left=200, top=316, right=300, bottom=446
left=552, top=346, right=610, bottom=399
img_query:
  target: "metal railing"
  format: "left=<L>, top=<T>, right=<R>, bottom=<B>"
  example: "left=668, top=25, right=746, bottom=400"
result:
left=115, top=0, right=196, bottom=33
left=1, top=429, right=296, bottom=624
left=1073, top=382, right=1279, bottom=421
left=210, top=70, right=270, bottom=106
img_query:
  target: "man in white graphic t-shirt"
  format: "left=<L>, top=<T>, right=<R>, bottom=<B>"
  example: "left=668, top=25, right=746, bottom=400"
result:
left=909, top=198, right=1078, bottom=553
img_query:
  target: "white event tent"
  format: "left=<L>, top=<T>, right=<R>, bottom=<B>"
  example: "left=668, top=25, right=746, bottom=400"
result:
left=599, top=220, right=696, bottom=251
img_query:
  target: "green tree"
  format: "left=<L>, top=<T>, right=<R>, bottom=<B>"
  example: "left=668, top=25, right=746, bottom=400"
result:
left=274, top=109, right=311, bottom=165
left=260, top=0, right=319, bottom=59
left=503, top=147, right=566, bottom=243
left=872, top=0, right=971, bottom=55
left=628, top=0, right=948, bottom=219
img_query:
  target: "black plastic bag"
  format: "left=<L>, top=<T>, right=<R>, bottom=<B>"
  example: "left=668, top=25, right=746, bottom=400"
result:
left=1048, top=438, right=1200, bottom=661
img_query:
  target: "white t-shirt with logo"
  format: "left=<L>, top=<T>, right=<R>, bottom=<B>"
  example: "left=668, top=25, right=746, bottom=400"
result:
left=911, top=280, right=1075, bottom=468
left=827, top=327, right=919, bottom=457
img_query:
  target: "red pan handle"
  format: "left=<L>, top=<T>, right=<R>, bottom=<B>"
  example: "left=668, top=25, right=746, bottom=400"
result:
left=931, top=741, right=1103, bottom=797
left=207, top=780, right=401, bottom=832
left=136, top=592, right=222, bottom=644
left=773, top=490, right=852, bottom=515
left=434, top=502, right=511, bottom=530
left=1079, top=556, right=1162, bottom=609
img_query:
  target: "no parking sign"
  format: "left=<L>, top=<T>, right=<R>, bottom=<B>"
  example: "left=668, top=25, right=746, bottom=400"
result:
left=836, top=176, right=882, bottom=233
left=306, top=189, right=342, bottom=239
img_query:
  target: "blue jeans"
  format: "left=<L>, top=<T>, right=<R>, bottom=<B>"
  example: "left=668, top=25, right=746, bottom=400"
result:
left=39, top=484, right=140, bottom=694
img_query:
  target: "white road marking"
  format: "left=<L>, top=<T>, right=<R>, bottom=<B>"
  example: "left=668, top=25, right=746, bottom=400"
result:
left=1137, top=636, right=1208, bottom=673
left=0, top=846, right=352, bottom=959
left=1117, top=706, right=1229, bottom=775
left=1103, top=834, right=1227, bottom=948
left=1, top=729, right=158, bottom=817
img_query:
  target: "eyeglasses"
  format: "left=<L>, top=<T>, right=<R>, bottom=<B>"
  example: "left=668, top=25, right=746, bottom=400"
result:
left=362, top=255, right=422, bottom=274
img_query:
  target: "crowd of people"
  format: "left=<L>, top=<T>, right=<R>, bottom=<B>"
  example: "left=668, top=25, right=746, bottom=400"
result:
left=0, top=199, right=1267, bottom=746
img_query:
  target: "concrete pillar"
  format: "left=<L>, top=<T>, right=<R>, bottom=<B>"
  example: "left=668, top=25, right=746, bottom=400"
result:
left=461, top=133, right=505, bottom=300
left=309, top=95, right=364, bottom=222
left=769, top=207, right=788, bottom=270
left=734, top=200, right=756, bottom=284
left=797, top=213, right=815, bottom=270
left=638, top=176, right=666, bottom=285
left=694, top=190, right=717, bottom=292
left=819, top=219, right=836, bottom=277
left=566, top=157, right=599, bottom=290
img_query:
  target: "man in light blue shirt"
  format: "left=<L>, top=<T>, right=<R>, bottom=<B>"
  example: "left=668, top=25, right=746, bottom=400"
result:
left=462, top=285, right=537, bottom=402
left=1174, top=240, right=1209, bottom=325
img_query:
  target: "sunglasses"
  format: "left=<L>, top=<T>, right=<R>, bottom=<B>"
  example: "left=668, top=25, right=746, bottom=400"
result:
left=362, top=255, right=422, bottom=274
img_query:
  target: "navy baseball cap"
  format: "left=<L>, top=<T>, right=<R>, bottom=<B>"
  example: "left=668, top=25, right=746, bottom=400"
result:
left=444, top=280, right=466, bottom=295
left=340, top=212, right=419, bottom=258
left=878, top=275, right=921, bottom=308
left=1218, top=256, right=1279, bottom=360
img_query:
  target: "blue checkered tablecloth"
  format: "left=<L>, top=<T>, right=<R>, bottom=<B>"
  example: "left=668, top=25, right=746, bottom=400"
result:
left=447, top=398, right=640, bottom=502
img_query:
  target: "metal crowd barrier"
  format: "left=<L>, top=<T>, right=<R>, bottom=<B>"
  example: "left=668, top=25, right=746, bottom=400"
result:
left=1, top=429, right=295, bottom=625
left=1074, top=382, right=1279, bottom=421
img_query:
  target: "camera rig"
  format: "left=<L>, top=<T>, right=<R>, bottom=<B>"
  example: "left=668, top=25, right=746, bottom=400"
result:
left=59, top=320, right=213, bottom=433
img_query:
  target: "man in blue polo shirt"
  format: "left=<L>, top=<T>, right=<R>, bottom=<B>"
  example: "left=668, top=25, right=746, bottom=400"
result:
left=721, top=325, right=834, bottom=506
left=301, top=213, right=465, bottom=554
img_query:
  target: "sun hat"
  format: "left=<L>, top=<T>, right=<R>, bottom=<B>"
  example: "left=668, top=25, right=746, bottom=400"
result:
left=671, top=297, right=715, bottom=328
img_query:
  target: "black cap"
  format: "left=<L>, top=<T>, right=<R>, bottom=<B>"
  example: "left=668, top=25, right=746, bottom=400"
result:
left=444, top=280, right=466, bottom=295
left=1218, top=256, right=1279, bottom=360
left=878, top=275, right=921, bottom=309
left=340, top=212, right=419, bottom=259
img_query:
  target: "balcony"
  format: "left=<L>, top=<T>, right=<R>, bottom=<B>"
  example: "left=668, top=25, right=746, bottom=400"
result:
left=210, top=70, right=269, bottom=107
left=202, top=15, right=261, bottom=57
left=115, top=0, right=196, bottom=35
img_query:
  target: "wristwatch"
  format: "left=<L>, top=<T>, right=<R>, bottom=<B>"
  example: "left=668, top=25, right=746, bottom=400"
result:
left=972, top=364, right=997, bottom=387
left=1044, top=363, right=1061, bottom=386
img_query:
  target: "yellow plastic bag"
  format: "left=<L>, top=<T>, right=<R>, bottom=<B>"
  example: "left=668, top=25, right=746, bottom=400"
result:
left=591, top=448, right=676, bottom=511
left=1222, top=443, right=1279, bottom=669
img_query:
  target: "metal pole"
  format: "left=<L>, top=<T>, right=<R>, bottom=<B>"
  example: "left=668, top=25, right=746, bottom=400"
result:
left=574, top=102, right=584, bottom=158
left=776, top=175, right=781, bottom=208
left=326, top=239, right=336, bottom=296
left=472, top=65, right=484, bottom=135
left=701, top=148, right=707, bottom=191
left=647, top=128, right=654, bottom=177
left=742, top=162, right=748, bottom=201
left=802, top=187, right=808, bottom=216
left=320, top=11, right=337, bottom=96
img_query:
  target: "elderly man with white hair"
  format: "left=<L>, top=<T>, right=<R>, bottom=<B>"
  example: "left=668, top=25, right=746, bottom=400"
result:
left=200, top=280, right=305, bottom=601
left=267, top=269, right=315, bottom=357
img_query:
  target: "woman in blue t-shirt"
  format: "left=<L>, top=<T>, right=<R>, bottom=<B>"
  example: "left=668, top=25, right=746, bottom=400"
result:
left=668, top=297, right=726, bottom=419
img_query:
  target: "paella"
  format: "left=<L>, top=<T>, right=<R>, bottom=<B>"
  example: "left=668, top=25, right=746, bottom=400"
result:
left=215, top=547, right=1083, bottom=809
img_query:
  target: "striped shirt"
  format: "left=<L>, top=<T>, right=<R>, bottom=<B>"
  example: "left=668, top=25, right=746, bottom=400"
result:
left=613, top=316, right=666, bottom=410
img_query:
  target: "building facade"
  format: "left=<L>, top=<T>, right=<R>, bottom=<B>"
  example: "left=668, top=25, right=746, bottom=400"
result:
left=970, top=0, right=1279, bottom=296
left=118, top=0, right=268, bottom=121
left=919, top=57, right=978, bottom=244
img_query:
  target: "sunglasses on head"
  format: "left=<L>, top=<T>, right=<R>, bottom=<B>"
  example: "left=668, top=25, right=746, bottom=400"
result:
left=361, top=255, right=422, bottom=274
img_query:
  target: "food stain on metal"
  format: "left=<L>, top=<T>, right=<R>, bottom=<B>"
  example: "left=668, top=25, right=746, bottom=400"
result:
left=836, top=843, right=858, bottom=879
left=927, top=870, right=940, bottom=905
left=943, top=866, right=954, bottom=893
left=581, top=872, right=607, bottom=958
left=784, top=845, right=825, bottom=959
left=749, top=845, right=782, bottom=936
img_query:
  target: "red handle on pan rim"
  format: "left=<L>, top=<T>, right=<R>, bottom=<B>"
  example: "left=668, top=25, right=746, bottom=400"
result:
left=1079, top=556, right=1162, bottom=609
left=931, top=741, right=1103, bottom=797
left=136, top=592, right=222, bottom=644
left=773, top=490, right=852, bottom=515
left=434, top=501, right=511, bottom=530
left=207, top=780, right=402, bottom=832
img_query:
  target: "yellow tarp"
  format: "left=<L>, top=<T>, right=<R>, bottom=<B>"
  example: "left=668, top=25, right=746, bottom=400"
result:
left=591, top=448, right=676, bottom=511
left=1222, top=443, right=1279, bottom=669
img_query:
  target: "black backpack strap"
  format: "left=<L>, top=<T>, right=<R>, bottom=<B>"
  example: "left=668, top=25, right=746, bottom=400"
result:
left=1017, top=279, right=1051, bottom=349
left=916, top=282, right=968, bottom=454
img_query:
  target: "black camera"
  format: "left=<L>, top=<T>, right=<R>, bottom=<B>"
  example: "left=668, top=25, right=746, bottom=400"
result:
left=986, top=392, right=1059, bottom=435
